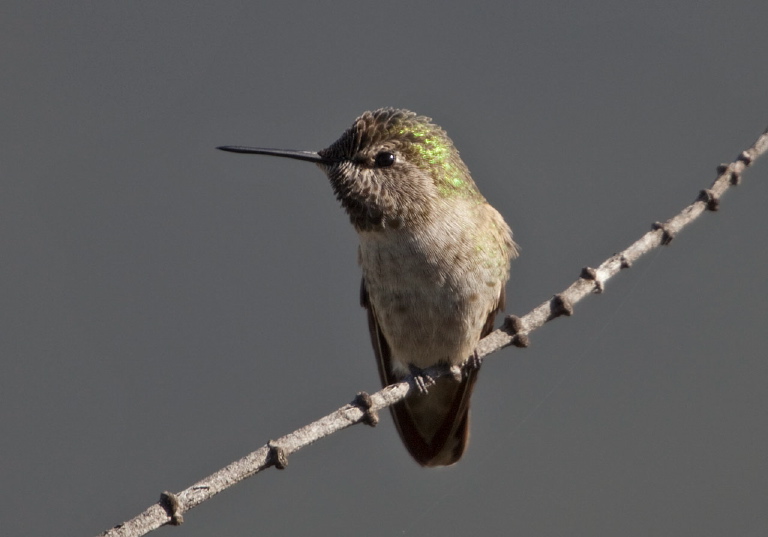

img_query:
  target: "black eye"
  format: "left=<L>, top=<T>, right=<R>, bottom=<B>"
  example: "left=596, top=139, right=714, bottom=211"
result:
left=374, top=151, right=396, bottom=168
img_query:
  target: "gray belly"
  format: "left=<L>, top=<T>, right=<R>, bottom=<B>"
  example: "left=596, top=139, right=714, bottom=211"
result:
left=359, top=231, right=502, bottom=374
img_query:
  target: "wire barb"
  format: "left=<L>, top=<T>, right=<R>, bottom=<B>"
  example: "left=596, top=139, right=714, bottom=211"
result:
left=698, top=189, right=720, bottom=211
left=354, top=392, right=379, bottom=427
left=268, top=441, right=288, bottom=470
left=652, top=221, right=675, bottom=245
left=550, top=294, right=574, bottom=318
left=580, top=266, right=604, bottom=293
left=159, top=491, right=184, bottom=526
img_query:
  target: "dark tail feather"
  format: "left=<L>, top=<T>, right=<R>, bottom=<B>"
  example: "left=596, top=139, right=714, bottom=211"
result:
left=390, top=369, right=478, bottom=467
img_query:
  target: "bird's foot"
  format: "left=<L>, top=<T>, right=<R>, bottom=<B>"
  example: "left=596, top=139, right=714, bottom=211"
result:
left=408, top=364, right=436, bottom=395
left=466, top=351, right=483, bottom=371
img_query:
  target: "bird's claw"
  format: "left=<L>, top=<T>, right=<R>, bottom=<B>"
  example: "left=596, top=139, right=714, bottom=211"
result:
left=408, top=364, right=436, bottom=395
left=466, top=351, right=483, bottom=371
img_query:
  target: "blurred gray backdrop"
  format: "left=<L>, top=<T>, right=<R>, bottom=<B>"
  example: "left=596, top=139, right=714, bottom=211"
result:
left=2, top=2, right=767, bottom=536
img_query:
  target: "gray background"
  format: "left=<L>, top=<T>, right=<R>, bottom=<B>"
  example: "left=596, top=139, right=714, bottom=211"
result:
left=3, top=2, right=767, bottom=536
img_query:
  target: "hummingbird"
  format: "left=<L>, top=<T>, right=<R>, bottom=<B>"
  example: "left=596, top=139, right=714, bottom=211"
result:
left=218, top=108, right=517, bottom=466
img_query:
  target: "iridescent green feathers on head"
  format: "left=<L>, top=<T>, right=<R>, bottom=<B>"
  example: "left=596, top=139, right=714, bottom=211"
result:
left=318, top=108, right=486, bottom=231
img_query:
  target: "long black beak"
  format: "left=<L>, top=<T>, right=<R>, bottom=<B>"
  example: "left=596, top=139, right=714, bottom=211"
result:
left=217, top=146, right=331, bottom=164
